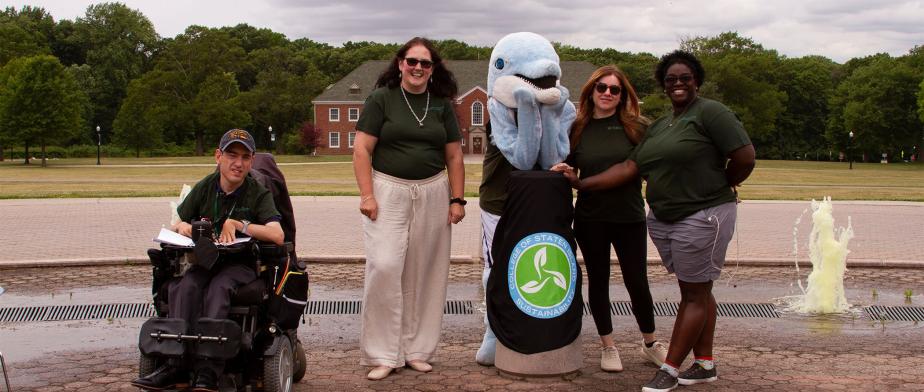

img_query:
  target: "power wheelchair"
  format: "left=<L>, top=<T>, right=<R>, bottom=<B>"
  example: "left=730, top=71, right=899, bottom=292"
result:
left=137, top=153, right=308, bottom=392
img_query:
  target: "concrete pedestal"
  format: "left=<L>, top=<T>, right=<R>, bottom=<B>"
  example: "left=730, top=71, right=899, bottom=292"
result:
left=495, top=338, right=583, bottom=377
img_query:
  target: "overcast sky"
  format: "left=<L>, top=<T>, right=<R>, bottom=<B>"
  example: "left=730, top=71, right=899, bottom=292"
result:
left=9, top=0, right=924, bottom=63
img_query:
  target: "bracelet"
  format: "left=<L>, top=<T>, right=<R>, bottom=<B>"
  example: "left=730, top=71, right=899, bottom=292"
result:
left=361, top=195, right=375, bottom=203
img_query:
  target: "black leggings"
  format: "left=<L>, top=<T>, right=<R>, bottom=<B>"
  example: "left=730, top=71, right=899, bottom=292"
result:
left=575, top=220, right=655, bottom=336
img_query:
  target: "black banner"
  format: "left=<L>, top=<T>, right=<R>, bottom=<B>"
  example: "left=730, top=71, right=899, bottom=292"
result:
left=487, top=171, right=583, bottom=354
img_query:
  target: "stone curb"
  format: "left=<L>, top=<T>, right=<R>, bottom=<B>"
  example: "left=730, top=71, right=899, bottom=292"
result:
left=2, top=255, right=922, bottom=269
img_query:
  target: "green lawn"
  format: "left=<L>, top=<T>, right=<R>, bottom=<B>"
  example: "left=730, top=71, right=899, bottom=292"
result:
left=1, top=157, right=922, bottom=201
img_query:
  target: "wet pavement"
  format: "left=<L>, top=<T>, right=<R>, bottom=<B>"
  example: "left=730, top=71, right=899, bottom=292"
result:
left=1, top=197, right=923, bottom=390
left=2, top=263, right=924, bottom=391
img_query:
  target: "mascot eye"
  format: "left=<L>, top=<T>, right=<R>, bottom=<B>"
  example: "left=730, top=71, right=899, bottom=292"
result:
left=495, top=58, right=505, bottom=70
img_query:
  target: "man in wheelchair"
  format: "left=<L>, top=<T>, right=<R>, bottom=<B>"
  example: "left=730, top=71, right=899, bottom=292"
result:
left=133, top=129, right=285, bottom=391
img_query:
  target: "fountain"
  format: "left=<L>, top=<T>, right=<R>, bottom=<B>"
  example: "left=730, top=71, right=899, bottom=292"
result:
left=788, top=197, right=855, bottom=314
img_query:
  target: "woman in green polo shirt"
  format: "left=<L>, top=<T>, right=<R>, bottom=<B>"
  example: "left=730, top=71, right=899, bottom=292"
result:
left=352, top=37, right=466, bottom=381
left=565, top=65, right=668, bottom=372
left=554, top=51, right=755, bottom=392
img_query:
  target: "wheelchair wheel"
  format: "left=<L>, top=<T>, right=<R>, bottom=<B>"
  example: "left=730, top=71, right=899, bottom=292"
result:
left=138, top=353, right=159, bottom=378
left=292, top=338, right=306, bottom=383
left=262, top=335, right=294, bottom=392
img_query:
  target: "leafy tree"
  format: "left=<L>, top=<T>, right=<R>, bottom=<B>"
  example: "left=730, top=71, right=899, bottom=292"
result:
left=72, top=2, right=159, bottom=140
left=148, top=25, right=247, bottom=153
left=51, top=19, right=86, bottom=66
left=827, top=55, right=921, bottom=162
left=239, top=46, right=329, bottom=154
left=0, top=55, right=85, bottom=166
left=777, top=56, right=838, bottom=160
left=192, top=72, right=250, bottom=151
left=298, top=121, right=322, bottom=154
left=112, top=72, right=168, bottom=156
left=916, top=78, right=924, bottom=161
left=682, top=32, right=788, bottom=158
left=0, top=6, right=55, bottom=65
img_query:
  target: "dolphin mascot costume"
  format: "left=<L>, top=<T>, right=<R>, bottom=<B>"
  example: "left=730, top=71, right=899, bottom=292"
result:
left=477, top=32, right=580, bottom=366
left=487, top=32, right=575, bottom=169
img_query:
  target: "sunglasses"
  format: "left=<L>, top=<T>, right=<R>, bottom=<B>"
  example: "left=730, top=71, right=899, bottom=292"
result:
left=403, top=57, right=434, bottom=69
left=594, top=82, right=622, bottom=95
left=664, top=74, right=695, bottom=85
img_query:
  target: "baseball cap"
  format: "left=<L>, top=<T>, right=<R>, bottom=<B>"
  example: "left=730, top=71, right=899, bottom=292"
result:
left=219, top=129, right=256, bottom=153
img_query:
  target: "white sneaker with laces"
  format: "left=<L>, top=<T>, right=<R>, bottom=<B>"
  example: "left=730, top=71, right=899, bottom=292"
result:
left=601, top=346, right=623, bottom=372
left=641, top=341, right=669, bottom=367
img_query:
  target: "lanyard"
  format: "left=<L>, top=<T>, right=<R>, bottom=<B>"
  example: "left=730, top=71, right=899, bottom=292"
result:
left=212, top=190, right=238, bottom=237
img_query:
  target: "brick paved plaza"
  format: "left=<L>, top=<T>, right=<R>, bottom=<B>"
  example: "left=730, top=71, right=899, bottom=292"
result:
left=1, top=198, right=923, bottom=391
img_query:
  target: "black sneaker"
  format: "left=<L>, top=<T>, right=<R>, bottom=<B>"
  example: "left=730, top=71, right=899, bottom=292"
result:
left=641, top=369, right=678, bottom=392
left=678, top=363, right=718, bottom=385
left=192, top=368, right=219, bottom=392
left=130, top=364, right=188, bottom=391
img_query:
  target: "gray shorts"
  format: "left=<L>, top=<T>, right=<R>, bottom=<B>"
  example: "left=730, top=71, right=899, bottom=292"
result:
left=647, top=202, right=737, bottom=283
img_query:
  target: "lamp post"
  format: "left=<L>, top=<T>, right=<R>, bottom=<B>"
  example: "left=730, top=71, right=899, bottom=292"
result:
left=96, top=125, right=101, bottom=165
left=268, top=125, right=275, bottom=152
left=848, top=131, right=854, bottom=170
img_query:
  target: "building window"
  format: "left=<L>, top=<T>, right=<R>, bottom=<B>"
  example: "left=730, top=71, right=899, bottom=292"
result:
left=349, top=108, right=359, bottom=122
left=471, top=101, right=484, bottom=126
left=348, top=132, right=356, bottom=148
left=329, top=132, right=340, bottom=148
left=329, top=108, right=340, bottom=122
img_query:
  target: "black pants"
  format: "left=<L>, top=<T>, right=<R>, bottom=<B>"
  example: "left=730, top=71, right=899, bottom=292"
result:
left=574, top=220, right=655, bottom=336
left=168, top=261, right=255, bottom=375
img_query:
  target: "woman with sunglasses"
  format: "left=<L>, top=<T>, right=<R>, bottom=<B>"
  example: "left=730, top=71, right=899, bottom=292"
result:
left=352, top=37, right=465, bottom=381
left=563, top=65, right=668, bottom=372
left=557, top=51, right=755, bottom=392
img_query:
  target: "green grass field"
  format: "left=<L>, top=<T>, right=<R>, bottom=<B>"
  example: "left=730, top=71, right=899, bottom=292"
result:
left=1, top=156, right=922, bottom=201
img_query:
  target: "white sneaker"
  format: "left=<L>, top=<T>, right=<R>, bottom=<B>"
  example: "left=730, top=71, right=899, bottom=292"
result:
left=601, top=346, right=623, bottom=372
left=641, top=341, right=669, bottom=367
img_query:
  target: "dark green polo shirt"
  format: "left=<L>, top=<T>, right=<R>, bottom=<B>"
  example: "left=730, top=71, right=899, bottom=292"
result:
left=568, top=115, right=645, bottom=223
left=356, top=86, right=462, bottom=180
left=178, top=171, right=281, bottom=236
left=630, top=97, right=751, bottom=222
left=479, top=139, right=514, bottom=216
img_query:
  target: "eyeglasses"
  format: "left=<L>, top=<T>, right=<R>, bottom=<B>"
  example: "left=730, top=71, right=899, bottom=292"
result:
left=594, top=82, right=622, bottom=95
left=403, top=57, right=434, bottom=69
left=664, top=74, right=694, bottom=85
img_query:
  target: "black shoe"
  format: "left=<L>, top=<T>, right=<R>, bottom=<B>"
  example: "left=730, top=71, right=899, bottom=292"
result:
left=192, top=368, right=219, bottom=392
left=678, top=362, right=718, bottom=385
left=641, top=369, right=678, bottom=392
left=130, top=364, right=188, bottom=391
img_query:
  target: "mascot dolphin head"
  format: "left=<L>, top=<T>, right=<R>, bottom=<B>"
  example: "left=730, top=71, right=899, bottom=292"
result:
left=487, top=32, right=562, bottom=106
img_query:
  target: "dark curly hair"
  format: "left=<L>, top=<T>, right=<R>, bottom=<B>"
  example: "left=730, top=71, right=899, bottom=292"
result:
left=654, top=50, right=705, bottom=89
left=374, top=37, right=458, bottom=99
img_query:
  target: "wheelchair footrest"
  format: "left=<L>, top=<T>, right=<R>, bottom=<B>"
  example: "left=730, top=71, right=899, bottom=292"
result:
left=139, top=318, right=187, bottom=357
left=193, top=318, right=242, bottom=360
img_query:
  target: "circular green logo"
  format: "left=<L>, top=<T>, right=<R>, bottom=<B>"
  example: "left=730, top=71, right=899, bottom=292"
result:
left=508, top=232, right=576, bottom=318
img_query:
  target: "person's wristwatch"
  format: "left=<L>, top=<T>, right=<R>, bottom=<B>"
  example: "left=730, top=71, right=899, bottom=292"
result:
left=449, top=197, right=467, bottom=206
left=240, top=220, right=251, bottom=235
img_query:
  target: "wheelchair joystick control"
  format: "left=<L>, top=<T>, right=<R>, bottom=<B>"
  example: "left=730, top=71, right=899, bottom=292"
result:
left=191, top=219, right=213, bottom=243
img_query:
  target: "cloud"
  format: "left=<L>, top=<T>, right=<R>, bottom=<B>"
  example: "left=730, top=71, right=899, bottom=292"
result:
left=10, top=0, right=924, bottom=62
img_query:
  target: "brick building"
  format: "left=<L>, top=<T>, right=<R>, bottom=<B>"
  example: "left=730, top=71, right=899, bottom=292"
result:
left=311, top=60, right=597, bottom=155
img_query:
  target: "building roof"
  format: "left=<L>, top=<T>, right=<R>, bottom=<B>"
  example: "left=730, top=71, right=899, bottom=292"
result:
left=313, top=60, right=599, bottom=103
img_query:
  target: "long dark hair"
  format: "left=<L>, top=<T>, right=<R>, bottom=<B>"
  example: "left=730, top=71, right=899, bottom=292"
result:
left=570, top=65, right=648, bottom=149
left=374, top=37, right=458, bottom=99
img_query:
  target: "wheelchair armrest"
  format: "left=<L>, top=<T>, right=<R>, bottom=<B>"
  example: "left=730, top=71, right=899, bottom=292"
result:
left=257, top=242, right=294, bottom=258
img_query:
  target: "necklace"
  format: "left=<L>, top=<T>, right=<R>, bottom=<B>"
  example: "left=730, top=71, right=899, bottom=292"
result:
left=668, top=97, right=697, bottom=127
left=401, top=87, right=429, bottom=127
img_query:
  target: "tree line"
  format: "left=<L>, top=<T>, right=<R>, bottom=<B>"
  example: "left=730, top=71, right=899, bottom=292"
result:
left=1, top=3, right=923, bottom=165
